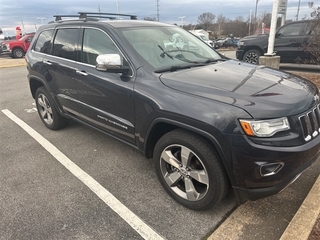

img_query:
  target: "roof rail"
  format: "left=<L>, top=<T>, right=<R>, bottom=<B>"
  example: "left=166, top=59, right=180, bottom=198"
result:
left=78, top=12, right=137, bottom=20
left=53, top=15, right=82, bottom=21
left=52, top=12, right=137, bottom=22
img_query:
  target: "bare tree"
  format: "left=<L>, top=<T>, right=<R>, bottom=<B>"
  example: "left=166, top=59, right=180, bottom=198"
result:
left=216, top=13, right=226, bottom=36
left=197, top=12, right=216, bottom=31
left=302, top=2, right=320, bottom=64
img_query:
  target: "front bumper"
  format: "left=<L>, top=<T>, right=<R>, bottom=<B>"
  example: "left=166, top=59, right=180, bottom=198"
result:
left=227, top=132, right=320, bottom=204
left=235, top=49, right=244, bottom=60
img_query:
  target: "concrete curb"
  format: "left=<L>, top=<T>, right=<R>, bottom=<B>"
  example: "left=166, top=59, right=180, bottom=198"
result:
left=0, top=58, right=26, bottom=68
left=208, top=175, right=320, bottom=240
left=280, top=174, right=320, bottom=240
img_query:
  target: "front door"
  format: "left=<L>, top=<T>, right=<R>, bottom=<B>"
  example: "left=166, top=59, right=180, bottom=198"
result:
left=74, top=28, right=135, bottom=144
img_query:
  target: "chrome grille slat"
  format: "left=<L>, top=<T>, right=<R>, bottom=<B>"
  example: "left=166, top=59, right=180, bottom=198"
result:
left=299, top=104, right=320, bottom=141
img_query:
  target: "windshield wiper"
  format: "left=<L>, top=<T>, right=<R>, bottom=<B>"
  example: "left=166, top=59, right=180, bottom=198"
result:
left=203, top=58, right=227, bottom=64
left=158, top=45, right=174, bottom=60
left=155, top=64, right=205, bottom=73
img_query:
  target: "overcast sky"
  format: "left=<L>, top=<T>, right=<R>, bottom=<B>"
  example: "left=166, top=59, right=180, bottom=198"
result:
left=0, top=0, right=316, bottom=35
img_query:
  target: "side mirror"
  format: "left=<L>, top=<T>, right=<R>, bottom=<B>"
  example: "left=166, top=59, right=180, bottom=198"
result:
left=96, top=54, right=130, bottom=75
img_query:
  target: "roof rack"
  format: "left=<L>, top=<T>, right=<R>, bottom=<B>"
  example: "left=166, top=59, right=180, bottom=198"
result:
left=52, top=12, right=137, bottom=22
left=78, top=12, right=137, bottom=20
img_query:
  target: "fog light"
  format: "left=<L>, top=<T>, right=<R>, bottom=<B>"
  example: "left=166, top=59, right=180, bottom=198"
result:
left=260, top=162, right=284, bottom=177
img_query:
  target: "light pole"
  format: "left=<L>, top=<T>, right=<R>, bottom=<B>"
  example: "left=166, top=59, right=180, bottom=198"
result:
left=179, top=16, right=185, bottom=28
left=37, top=17, right=46, bottom=25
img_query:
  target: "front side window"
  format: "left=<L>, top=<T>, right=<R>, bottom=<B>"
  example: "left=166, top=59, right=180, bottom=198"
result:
left=278, top=23, right=303, bottom=36
left=52, top=28, right=79, bottom=61
left=34, top=30, right=54, bottom=53
left=81, top=28, right=121, bottom=65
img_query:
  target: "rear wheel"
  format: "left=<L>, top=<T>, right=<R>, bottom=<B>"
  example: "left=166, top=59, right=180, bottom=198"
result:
left=35, top=87, right=67, bottom=130
left=243, top=49, right=261, bottom=64
left=12, top=48, right=24, bottom=58
left=154, top=129, right=228, bottom=210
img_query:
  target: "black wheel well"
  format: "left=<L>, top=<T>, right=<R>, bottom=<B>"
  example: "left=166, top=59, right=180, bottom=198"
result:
left=12, top=46, right=24, bottom=52
left=144, top=122, right=224, bottom=162
left=145, top=122, right=177, bottom=158
left=29, top=78, right=44, bottom=98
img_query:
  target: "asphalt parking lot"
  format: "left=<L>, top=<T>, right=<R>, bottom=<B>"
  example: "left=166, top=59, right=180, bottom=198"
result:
left=0, top=55, right=319, bottom=239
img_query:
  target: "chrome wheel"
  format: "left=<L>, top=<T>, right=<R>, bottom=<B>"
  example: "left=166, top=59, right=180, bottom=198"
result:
left=160, top=144, right=209, bottom=201
left=154, top=129, right=228, bottom=210
left=37, top=93, right=54, bottom=125
left=35, top=87, right=67, bottom=130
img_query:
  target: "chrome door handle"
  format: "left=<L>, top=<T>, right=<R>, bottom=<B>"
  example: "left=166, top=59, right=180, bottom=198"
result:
left=43, top=60, right=52, bottom=65
left=76, top=70, right=88, bottom=76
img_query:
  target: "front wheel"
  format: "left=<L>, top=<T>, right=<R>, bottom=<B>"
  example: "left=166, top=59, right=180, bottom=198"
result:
left=12, top=48, right=25, bottom=58
left=154, top=129, right=228, bottom=210
left=243, top=49, right=261, bottom=64
left=35, top=87, right=67, bottom=130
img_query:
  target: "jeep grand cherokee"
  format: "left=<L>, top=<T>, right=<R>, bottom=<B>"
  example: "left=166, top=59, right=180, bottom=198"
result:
left=25, top=12, right=320, bottom=210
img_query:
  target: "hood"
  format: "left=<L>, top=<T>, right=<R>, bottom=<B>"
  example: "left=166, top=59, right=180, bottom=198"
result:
left=159, top=60, right=318, bottom=118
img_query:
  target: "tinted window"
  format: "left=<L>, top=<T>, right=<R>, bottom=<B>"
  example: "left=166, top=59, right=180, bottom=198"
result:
left=81, top=28, right=120, bottom=65
left=52, top=29, right=79, bottom=60
left=34, top=30, right=54, bottom=53
left=278, top=23, right=303, bottom=36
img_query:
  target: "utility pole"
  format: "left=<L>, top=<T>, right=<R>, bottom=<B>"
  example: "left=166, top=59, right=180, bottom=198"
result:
left=156, top=0, right=160, bottom=22
left=254, top=0, right=259, bottom=33
left=296, top=0, right=301, bottom=21
left=249, top=9, right=252, bottom=35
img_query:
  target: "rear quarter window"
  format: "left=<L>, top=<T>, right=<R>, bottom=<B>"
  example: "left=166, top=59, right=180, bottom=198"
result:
left=34, top=30, right=54, bottom=53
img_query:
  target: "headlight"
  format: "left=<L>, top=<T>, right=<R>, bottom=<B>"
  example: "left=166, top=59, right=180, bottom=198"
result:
left=239, top=117, right=290, bottom=137
left=238, top=41, right=244, bottom=47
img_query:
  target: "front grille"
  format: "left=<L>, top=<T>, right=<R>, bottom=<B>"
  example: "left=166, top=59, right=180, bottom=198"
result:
left=299, top=104, right=320, bottom=141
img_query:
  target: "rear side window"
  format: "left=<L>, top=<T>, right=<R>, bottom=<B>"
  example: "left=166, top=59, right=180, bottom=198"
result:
left=52, top=28, right=79, bottom=61
left=34, top=30, right=54, bottom=53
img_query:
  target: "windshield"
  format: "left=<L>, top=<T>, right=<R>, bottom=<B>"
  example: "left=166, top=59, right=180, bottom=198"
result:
left=120, top=26, right=222, bottom=70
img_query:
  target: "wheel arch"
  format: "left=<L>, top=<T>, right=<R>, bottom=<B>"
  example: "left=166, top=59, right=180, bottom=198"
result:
left=144, top=117, right=235, bottom=188
left=243, top=45, right=265, bottom=56
left=144, top=118, right=229, bottom=167
left=29, top=77, right=45, bottom=99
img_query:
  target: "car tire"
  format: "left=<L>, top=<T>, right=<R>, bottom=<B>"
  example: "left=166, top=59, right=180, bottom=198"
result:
left=154, top=129, right=228, bottom=210
left=35, top=87, right=67, bottom=130
left=12, top=48, right=25, bottom=58
left=243, top=49, right=261, bottom=64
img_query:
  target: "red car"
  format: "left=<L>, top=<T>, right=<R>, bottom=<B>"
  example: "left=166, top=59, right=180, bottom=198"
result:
left=1, top=33, right=35, bottom=58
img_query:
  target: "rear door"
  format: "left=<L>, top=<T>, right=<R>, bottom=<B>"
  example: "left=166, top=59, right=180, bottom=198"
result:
left=42, top=27, right=81, bottom=116
left=274, top=22, right=305, bottom=63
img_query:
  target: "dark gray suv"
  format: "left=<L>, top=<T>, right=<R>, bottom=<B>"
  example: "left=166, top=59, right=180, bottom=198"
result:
left=236, top=20, right=316, bottom=64
left=26, top=13, right=320, bottom=210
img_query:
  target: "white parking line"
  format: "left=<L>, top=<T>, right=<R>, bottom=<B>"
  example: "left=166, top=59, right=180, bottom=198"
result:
left=2, top=109, right=165, bottom=240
